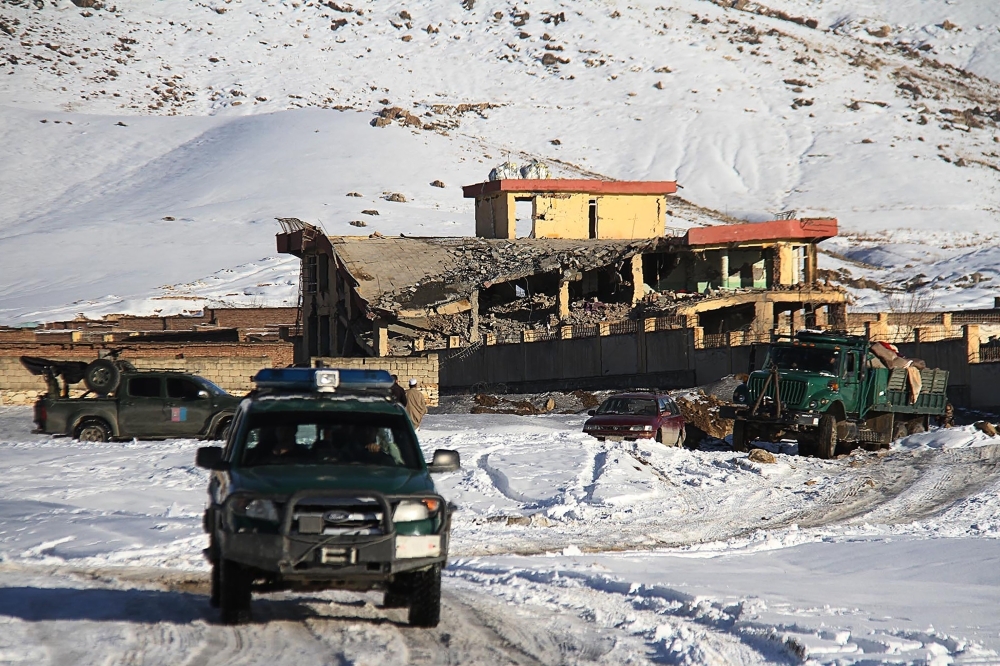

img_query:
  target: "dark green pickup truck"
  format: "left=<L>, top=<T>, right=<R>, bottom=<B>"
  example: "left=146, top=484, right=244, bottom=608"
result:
left=196, top=367, right=459, bottom=627
left=722, top=330, right=949, bottom=458
left=30, top=362, right=240, bottom=442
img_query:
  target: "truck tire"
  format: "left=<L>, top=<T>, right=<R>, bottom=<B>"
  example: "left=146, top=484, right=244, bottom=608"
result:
left=219, top=559, right=252, bottom=625
left=406, top=565, right=442, bottom=627
left=731, top=421, right=748, bottom=452
left=84, top=359, right=120, bottom=396
left=74, top=418, right=110, bottom=442
left=818, top=415, right=837, bottom=460
left=907, top=421, right=926, bottom=435
left=212, top=417, right=233, bottom=441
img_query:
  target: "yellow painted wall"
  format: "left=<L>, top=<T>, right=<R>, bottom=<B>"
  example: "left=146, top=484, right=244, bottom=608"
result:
left=474, top=194, right=517, bottom=239
left=532, top=193, right=589, bottom=239
left=594, top=195, right=663, bottom=239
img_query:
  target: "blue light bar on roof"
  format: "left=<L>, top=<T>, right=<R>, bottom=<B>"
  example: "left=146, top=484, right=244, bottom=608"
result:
left=252, top=367, right=394, bottom=393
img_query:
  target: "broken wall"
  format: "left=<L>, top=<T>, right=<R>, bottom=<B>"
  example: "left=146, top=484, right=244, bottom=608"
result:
left=532, top=193, right=589, bottom=239
left=475, top=194, right=515, bottom=239
left=592, top=195, right=664, bottom=239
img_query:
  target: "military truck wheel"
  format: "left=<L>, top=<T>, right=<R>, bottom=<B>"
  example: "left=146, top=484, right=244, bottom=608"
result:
left=407, top=565, right=441, bottom=628
left=731, top=421, right=749, bottom=452
left=219, top=559, right=252, bottom=625
left=817, top=415, right=837, bottom=459
left=114, top=360, right=137, bottom=373
left=84, top=359, right=120, bottom=396
left=75, top=418, right=110, bottom=442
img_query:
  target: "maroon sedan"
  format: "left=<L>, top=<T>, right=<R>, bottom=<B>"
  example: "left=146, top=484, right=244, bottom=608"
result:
left=582, top=392, right=686, bottom=446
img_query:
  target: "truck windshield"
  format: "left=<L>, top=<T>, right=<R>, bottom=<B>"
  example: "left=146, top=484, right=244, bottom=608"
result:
left=239, top=412, right=422, bottom=469
left=597, top=397, right=658, bottom=416
left=766, top=346, right=840, bottom=375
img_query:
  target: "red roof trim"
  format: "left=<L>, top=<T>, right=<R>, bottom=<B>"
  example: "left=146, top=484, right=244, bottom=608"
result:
left=685, top=219, right=838, bottom=246
left=462, top=179, right=678, bottom=198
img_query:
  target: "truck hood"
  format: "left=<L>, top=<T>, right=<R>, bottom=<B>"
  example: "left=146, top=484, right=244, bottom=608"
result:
left=748, top=369, right=837, bottom=409
left=230, top=465, right=435, bottom=497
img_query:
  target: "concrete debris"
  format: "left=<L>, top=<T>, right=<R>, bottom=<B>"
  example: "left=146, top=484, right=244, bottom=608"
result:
left=975, top=421, right=997, bottom=437
left=748, top=448, right=776, bottom=464
left=675, top=392, right=734, bottom=442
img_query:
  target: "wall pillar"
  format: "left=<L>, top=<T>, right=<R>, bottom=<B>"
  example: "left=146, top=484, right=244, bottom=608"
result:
left=965, top=324, right=980, bottom=364
left=373, top=319, right=389, bottom=357
left=557, top=280, right=570, bottom=320
left=804, top=243, right=818, bottom=283
left=468, top=289, right=481, bottom=343
left=754, top=299, right=774, bottom=332
left=720, top=250, right=730, bottom=289
left=773, top=242, right=796, bottom=286
left=630, top=254, right=644, bottom=304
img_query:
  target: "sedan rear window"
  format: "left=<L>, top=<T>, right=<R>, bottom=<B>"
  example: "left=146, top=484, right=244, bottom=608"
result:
left=597, top=398, right=658, bottom=416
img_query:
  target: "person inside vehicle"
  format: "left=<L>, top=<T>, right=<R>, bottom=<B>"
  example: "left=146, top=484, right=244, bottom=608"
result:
left=251, top=424, right=302, bottom=464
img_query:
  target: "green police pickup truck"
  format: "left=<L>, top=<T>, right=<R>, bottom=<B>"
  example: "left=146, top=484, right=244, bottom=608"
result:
left=25, top=356, right=240, bottom=442
left=195, top=367, right=460, bottom=627
left=722, top=330, right=949, bottom=458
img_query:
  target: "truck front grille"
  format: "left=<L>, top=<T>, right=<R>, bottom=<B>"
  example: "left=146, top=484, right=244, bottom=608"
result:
left=748, top=376, right=807, bottom=407
left=293, top=500, right=383, bottom=536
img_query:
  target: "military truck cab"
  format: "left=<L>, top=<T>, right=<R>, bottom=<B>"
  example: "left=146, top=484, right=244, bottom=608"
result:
left=724, top=330, right=949, bottom=458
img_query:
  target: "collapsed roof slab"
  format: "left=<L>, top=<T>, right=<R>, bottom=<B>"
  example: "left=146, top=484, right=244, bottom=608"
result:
left=330, top=235, right=675, bottom=318
left=461, top=179, right=679, bottom=198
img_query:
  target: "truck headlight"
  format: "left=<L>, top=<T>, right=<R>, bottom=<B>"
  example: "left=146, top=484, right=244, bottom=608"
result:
left=244, top=499, right=279, bottom=522
left=231, top=496, right=280, bottom=523
left=808, top=400, right=818, bottom=410
left=393, top=500, right=432, bottom=522
left=733, top=385, right=749, bottom=404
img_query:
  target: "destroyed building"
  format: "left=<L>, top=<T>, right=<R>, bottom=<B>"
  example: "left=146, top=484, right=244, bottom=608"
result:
left=276, top=179, right=847, bottom=362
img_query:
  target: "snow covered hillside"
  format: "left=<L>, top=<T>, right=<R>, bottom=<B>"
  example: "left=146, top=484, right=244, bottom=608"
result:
left=1, top=407, right=999, bottom=664
left=1, top=0, right=1000, bottom=322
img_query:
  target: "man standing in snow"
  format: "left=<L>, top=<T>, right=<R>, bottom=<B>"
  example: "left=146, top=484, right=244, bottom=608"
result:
left=404, top=378, right=428, bottom=430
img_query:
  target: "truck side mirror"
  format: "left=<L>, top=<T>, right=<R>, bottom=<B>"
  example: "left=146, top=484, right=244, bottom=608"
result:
left=197, top=390, right=210, bottom=399
left=196, top=446, right=228, bottom=470
left=428, top=449, right=460, bottom=473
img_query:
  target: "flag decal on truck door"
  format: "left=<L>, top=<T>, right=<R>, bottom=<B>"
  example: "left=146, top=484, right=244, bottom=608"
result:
left=171, top=407, right=187, bottom=422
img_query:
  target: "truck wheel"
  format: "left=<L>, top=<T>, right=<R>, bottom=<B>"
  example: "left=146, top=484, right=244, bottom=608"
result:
left=818, top=415, right=837, bottom=460
left=219, top=559, right=252, bottom=625
left=74, top=418, right=110, bottom=442
left=383, top=585, right=410, bottom=609
left=213, top=417, right=233, bottom=441
left=907, top=421, right=925, bottom=435
left=84, top=359, right=120, bottom=396
left=407, top=565, right=442, bottom=628
left=731, top=421, right=748, bottom=452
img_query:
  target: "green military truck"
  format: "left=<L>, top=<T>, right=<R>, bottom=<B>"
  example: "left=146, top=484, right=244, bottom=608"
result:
left=722, top=330, right=949, bottom=458
left=196, top=367, right=460, bottom=627
left=24, top=356, right=240, bottom=442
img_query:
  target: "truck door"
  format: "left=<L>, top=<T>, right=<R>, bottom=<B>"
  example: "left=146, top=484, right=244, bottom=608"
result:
left=164, top=376, right=215, bottom=437
left=839, top=351, right=864, bottom=417
left=118, top=375, right=168, bottom=437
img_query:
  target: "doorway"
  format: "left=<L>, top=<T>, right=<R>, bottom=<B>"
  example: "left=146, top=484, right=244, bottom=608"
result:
left=515, top=199, right=534, bottom=238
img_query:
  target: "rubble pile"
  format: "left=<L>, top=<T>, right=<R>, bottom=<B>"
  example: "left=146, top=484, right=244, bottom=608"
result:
left=675, top=391, right=734, bottom=441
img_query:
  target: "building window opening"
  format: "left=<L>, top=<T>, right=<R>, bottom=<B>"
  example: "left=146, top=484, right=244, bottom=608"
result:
left=588, top=199, right=597, bottom=238
left=303, top=255, right=318, bottom=294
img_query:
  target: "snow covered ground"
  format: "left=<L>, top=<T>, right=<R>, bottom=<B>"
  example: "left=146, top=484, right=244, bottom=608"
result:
left=1, top=406, right=999, bottom=664
left=2, top=0, right=1000, bottom=322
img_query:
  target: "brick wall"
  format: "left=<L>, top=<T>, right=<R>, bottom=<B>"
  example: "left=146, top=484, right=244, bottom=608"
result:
left=0, top=342, right=294, bottom=405
left=312, top=355, right=440, bottom=406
